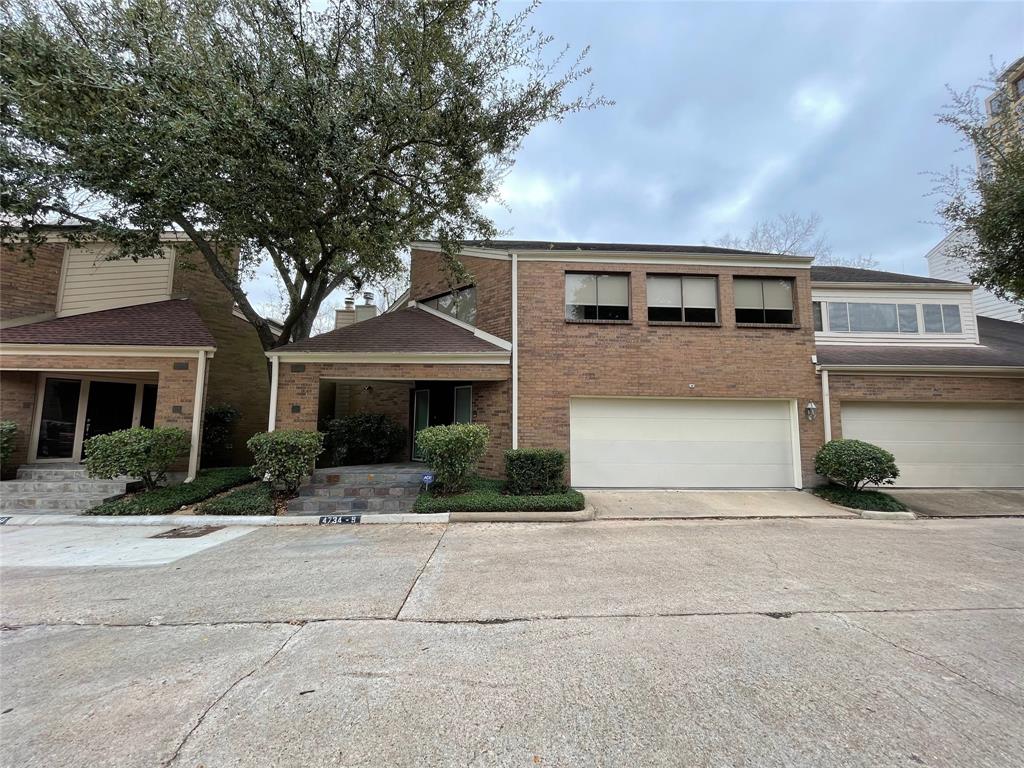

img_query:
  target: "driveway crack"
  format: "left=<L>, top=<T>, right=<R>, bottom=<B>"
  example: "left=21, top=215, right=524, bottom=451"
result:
left=163, top=622, right=304, bottom=767
left=835, top=613, right=1023, bottom=710
left=394, top=524, right=448, bottom=621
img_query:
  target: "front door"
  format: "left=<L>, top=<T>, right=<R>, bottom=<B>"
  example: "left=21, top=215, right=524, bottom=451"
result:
left=412, top=389, right=430, bottom=460
left=35, top=378, right=83, bottom=460
left=84, top=381, right=138, bottom=441
left=411, top=384, right=473, bottom=460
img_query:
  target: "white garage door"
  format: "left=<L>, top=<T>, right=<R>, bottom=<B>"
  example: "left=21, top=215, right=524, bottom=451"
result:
left=569, top=398, right=796, bottom=488
left=841, top=402, right=1024, bottom=487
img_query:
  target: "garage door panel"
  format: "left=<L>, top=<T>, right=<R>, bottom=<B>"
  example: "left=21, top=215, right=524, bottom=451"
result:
left=569, top=398, right=795, bottom=488
left=841, top=403, right=1024, bottom=488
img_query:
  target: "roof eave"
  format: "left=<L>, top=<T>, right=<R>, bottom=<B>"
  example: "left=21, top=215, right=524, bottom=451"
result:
left=819, top=363, right=1024, bottom=376
left=0, top=343, right=216, bottom=357
left=265, top=350, right=510, bottom=364
left=812, top=281, right=973, bottom=291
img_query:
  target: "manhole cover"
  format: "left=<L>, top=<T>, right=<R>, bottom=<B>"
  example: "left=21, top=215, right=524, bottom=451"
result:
left=151, top=525, right=224, bottom=539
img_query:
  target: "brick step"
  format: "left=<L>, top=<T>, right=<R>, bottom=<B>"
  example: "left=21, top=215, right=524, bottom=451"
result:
left=286, top=495, right=417, bottom=515
left=311, top=466, right=425, bottom=487
left=0, top=493, right=116, bottom=512
left=0, top=480, right=127, bottom=495
left=299, top=484, right=420, bottom=498
left=15, top=467, right=92, bottom=481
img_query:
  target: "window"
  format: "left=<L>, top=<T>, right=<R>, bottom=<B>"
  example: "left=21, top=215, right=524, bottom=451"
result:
left=646, top=275, right=718, bottom=323
left=734, top=278, right=794, bottom=325
left=565, top=273, right=629, bottom=321
left=923, top=303, right=962, bottom=333
left=423, top=285, right=476, bottom=324
left=812, top=301, right=823, bottom=332
left=824, top=302, right=920, bottom=334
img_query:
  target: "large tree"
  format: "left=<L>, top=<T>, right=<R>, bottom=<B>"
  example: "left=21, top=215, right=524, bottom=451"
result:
left=1, top=0, right=605, bottom=347
left=936, top=66, right=1024, bottom=305
left=715, top=212, right=879, bottom=268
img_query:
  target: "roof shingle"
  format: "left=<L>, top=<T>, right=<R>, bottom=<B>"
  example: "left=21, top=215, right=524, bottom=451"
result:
left=419, top=239, right=803, bottom=258
left=274, top=307, right=508, bottom=355
left=810, top=265, right=966, bottom=285
left=0, top=299, right=217, bottom=348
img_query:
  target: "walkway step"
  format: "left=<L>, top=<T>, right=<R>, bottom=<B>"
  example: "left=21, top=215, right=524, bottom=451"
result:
left=299, top=484, right=420, bottom=498
left=0, top=480, right=128, bottom=495
left=15, top=467, right=92, bottom=481
left=285, top=495, right=417, bottom=516
left=0, top=493, right=118, bottom=512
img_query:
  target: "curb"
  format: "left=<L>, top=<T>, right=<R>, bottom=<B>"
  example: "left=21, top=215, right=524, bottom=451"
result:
left=0, top=512, right=450, bottom=527
left=449, top=506, right=594, bottom=523
left=856, top=509, right=917, bottom=521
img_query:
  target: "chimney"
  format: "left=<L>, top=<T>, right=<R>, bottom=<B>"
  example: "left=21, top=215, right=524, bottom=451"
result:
left=355, top=291, right=379, bottom=323
left=334, top=296, right=356, bottom=330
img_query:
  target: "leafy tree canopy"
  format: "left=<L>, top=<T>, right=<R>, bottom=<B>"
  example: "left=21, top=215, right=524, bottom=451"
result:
left=1, top=0, right=606, bottom=346
left=936, top=64, right=1024, bottom=306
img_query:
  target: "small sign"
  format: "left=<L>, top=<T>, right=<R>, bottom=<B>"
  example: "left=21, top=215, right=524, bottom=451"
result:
left=421, top=473, right=434, bottom=488
left=319, top=515, right=361, bottom=525
left=0, top=517, right=10, bottom=526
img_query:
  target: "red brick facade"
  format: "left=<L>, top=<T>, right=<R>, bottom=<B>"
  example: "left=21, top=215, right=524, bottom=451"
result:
left=0, top=243, right=64, bottom=322
left=827, top=373, right=1024, bottom=439
left=410, top=248, right=513, bottom=340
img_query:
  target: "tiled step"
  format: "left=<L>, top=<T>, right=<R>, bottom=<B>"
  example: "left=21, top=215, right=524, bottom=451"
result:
left=0, top=480, right=128, bottom=495
left=311, top=465, right=425, bottom=487
left=286, top=494, right=417, bottom=515
left=15, top=466, right=92, bottom=481
left=299, top=484, right=420, bottom=498
left=0, top=493, right=119, bottom=512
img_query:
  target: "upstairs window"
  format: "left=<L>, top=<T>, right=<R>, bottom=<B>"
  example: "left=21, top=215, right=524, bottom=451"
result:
left=423, top=285, right=476, bottom=324
left=826, top=302, right=919, bottom=334
left=646, top=275, right=718, bottom=323
left=734, top=278, right=794, bottom=325
left=565, top=273, right=629, bottom=321
left=923, top=303, right=962, bottom=334
left=813, top=301, right=823, bottom=332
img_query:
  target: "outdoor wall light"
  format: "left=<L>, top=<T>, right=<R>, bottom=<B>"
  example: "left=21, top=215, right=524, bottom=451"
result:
left=804, top=401, right=818, bottom=421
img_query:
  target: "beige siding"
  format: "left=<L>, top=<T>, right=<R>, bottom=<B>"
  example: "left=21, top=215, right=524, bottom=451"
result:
left=58, top=244, right=174, bottom=317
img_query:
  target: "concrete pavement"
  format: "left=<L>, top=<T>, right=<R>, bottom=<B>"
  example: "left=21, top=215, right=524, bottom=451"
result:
left=892, top=489, right=1024, bottom=518
left=589, top=489, right=849, bottom=518
left=2, top=517, right=1023, bottom=767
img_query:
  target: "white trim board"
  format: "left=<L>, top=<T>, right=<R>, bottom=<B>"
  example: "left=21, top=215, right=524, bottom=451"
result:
left=1, top=344, right=216, bottom=357
left=265, top=351, right=510, bottom=365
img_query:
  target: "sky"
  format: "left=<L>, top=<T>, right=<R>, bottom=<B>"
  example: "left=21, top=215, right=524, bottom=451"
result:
left=245, top=0, right=1023, bottom=310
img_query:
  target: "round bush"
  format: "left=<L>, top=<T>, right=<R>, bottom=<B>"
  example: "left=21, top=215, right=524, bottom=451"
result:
left=0, top=420, right=17, bottom=470
left=814, top=439, right=899, bottom=491
left=83, top=426, right=190, bottom=490
left=247, top=429, right=324, bottom=493
left=416, top=423, right=490, bottom=494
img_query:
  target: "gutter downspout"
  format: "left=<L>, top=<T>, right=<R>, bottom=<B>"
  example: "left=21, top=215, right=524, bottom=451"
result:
left=511, top=251, right=519, bottom=449
left=186, top=350, right=208, bottom=482
left=821, top=368, right=832, bottom=443
left=268, top=355, right=280, bottom=432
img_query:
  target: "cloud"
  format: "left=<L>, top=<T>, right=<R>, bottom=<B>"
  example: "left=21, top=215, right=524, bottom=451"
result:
left=789, top=81, right=850, bottom=131
left=698, top=156, right=792, bottom=230
left=490, top=170, right=582, bottom=210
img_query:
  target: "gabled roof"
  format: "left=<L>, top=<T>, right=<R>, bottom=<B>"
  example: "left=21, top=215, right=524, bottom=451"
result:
left=810, top=265, right=967, bottom=286
left=817, top=317, right=1024, bottom=370
left=0, top=299, right=216, bottom=348
left=270, top=306, right=508, bottom=356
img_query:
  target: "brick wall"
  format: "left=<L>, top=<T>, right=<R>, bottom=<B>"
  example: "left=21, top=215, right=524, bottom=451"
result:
left=1, top=243, right=64, bottom=321
left=173, top=250, right=270, bottom=465
left=515, top=260, right=827, bottom=485
left=0, top=353, right=201, bottom=471
left=409, top=248, right=512, bottom=340
left=0, top=371, right=38, bottom=473
left=827, top=374, right=1024, bottom=438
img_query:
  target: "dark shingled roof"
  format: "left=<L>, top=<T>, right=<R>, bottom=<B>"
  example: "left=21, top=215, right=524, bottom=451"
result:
left=0, top=299, right=216, bottom=348
left=275, top=307, right=508, bottom=354
left=421, top=239, right=801, bottom=258
left=811, top=265, right=966, bottom=285
left=818, top=316, right=1024, bottom=369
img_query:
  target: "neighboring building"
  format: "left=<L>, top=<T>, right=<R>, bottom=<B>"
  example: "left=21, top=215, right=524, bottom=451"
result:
left=268, top=241, right=1024, bottom=489
left=926, top=232, right=1021, bottom=323
left=0, top=234, right=271, bottom=476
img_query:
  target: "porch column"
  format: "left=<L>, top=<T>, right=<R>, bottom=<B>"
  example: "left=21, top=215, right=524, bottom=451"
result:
left=268, top=355, right=279, bottom=431
left=186, top=351, right=208, bottom=482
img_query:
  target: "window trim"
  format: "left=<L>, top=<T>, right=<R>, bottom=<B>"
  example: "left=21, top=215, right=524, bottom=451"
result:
left=564, top=271, right=632, bottom=324
left=420, top=284, right=477, bottom=324
left=815, top=300, right=965, bottom=336
left=644, top=273, right=721, bottom=326
left=732, top=276, right=798, bottom=327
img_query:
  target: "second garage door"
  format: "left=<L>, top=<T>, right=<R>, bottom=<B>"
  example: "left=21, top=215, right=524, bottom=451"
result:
left=569, top=398, right=796, bottom=488
left=841, top=402, right=1024, bottom=487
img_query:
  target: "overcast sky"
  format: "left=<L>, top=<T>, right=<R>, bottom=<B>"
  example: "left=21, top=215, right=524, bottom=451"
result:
left=246, top=0, right=1023, bottom=310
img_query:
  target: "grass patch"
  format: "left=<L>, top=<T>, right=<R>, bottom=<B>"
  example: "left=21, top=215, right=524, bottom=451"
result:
left=85, top=467, right=252, bottom=516
left=199, top=482, right=276, bottom=516
left=414, top=476, right=585, bottom=514
left=812, top=484, right=908, bottom=512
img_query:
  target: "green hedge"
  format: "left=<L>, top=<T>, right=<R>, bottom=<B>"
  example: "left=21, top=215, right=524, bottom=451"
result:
left=248, top=429, right=324, bottom=492
left=199, top=482, right=275, bottom=516
left=812, top=485, right=908, bottom=512
left=86, top=467, right=252, bottom=516
left=505, top=448, right=566, bottom=495
left=416, top=423, right=489, bottom=494
left=202, top=404, right=240, bottom=466
left=0, top=420, right=16, bottom=469
left=83, top=426, right=190, bottom=490
left=322, top=413, right=407, bottom=465
left=414, top=476, right=585, bottom=514
left=814, top=439, right=899, bottom=491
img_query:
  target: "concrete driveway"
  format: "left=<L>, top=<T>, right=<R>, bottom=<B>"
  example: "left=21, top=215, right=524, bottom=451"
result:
left=589, top=489, right=851, bottom=518
left=2, top=517, right=1023, bottom=767
left=892, top=489, right=1024, bottom=518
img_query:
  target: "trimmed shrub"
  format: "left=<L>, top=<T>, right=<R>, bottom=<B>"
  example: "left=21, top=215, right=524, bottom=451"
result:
left=247, top=429, right=324, bottom=493
left=416, top=423, right=490, bottom=494
left=415, top=477, right=585, bottom=513
left=199, top=482, right=275, bottom=516
left=87, top=467, right=251, bottom=515
left=505, top=448, right=566, bottom=495
left=322, top=414, right=407, bottom=465
left=202, top=404, right=240, bottom=465
left=83, top=426, right=190, bottom=491
left=814, top=439, right=899, bottom=491
left=0, top=420, right=17, bottom=470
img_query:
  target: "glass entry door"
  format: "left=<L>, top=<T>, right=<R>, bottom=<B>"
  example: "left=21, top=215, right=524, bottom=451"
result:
left=35, top=378, right=83, bottom=460
left=412, top=389, right=430, bottom=460
left=84, top=381, right=137, bottom=441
